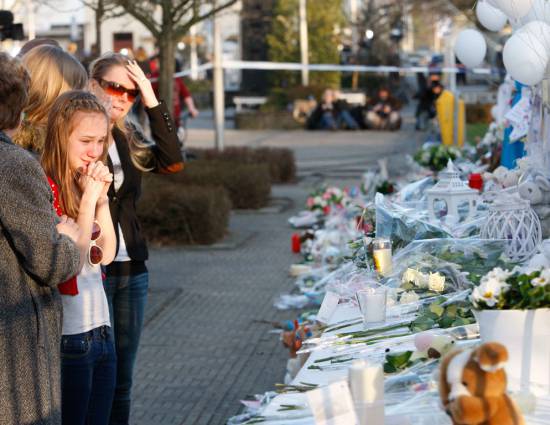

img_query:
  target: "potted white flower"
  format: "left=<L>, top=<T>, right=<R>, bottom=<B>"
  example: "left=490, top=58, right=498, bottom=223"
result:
left=471, top=266, right=550, bottom=395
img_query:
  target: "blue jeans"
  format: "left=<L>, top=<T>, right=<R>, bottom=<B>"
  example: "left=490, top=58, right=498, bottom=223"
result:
left=104, top=272, right=148, bottom=425
left=61, top=326, right=117, bottom=425
left=320, top=112, right=338, bottom=130
left=337, top=110, right=359, bottom=130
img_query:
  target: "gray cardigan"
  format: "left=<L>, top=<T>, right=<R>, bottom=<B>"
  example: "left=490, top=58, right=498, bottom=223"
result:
left=0, top=132, right=80, bottom=425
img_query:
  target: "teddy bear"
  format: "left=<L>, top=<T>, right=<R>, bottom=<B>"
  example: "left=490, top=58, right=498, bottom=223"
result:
left=410, top=331, right=455, bottom=362
left=439, top=342, right=524, bottom=425
left=518, top=173, right=550, bottom=238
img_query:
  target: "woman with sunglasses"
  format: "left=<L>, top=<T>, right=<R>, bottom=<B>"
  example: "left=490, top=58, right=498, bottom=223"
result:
left=42, top=90, right=117, bottom=425
left=89, top=53, right=183, bottom=425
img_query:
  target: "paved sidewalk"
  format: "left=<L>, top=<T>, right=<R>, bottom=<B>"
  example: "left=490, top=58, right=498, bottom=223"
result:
left=131, top=127, right=425, bottom=424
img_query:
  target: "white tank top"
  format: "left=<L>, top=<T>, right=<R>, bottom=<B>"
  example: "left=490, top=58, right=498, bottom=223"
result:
left=61, top=261, right=111, bottom=335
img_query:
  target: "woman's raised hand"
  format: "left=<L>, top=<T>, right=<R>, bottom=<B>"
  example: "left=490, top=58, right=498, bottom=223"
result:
left=126, top=60, right=159, bottom=108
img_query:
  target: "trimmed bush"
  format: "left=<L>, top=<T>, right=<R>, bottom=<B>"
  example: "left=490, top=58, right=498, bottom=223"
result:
left=167, top=160, right=272, bottom=209
left=191, top=146, right=296, bottom=184
left=138, top=175, right=231, bottom=245
left=466, top=103, right=492, bottom=124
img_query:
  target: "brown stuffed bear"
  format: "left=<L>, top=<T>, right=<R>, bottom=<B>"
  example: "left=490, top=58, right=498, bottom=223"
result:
left=439, top=342, right=525, bottom=425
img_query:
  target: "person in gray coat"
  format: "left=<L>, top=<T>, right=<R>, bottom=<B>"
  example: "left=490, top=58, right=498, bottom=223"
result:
left=0, top=53, right=82, bottom=424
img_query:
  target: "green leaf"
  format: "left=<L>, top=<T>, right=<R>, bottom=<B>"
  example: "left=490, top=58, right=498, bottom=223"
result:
left=410, top=317, right=436, bottom=332
left=438, top=315, right=454, bottom=329
left=384, top=362, right=397, bottom=374
left=446, top=304, right=458, bottom=318
left=429, top=303, right=445, bottom=317
left=387, top=351, right=413, bottom=367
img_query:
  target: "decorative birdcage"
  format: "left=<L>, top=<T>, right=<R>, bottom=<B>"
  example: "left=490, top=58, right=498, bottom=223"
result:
left=481, top=194, right=542, bottom=262
left=426, top=160, right=479, bottom=223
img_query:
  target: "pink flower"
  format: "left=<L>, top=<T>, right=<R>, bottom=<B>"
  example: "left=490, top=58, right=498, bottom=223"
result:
left=306, top=197, right=314, bottom=208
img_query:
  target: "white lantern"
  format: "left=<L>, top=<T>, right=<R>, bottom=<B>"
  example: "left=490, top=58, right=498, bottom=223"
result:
left=481, top=194, right=542, bottom=262
left=503, top=27, right=549, bottom=85
left=477, top=1, right=508, bottom=32
left=490, top=0, right=533, bottom=19
left=454, top=29, right=487, bottom=68
left=426, top=161, right=479, bottom=224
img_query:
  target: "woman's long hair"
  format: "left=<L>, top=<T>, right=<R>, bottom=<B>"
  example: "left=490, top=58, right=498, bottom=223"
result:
left=42, top=91, right=109, bottom=219
left=13, top=45, right=88, bottom=152
left=89, top=52, right=152, bottom=171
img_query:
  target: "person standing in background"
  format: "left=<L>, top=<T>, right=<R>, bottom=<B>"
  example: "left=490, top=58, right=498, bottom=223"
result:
left=0, top=51, right=81, bottom=425
left=89, top=53, right=184, bottom=425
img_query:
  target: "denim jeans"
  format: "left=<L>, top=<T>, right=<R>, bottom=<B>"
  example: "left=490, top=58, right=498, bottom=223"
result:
left=337, top=110, right=359, bottom=130
left=104, top=272, right=148, bottom=425
left=61, top=326, right=117, bottom=425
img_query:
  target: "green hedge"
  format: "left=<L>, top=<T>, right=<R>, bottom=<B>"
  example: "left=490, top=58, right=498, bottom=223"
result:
left=191, top=147, right=296, bottom=184
left=167, top=160, right=272, bottom=209
left=138, top=176, right=231, bottom=245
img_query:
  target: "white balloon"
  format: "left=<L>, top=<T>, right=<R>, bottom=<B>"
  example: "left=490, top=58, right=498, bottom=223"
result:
left=454, top=29, right=487, bottom=68
left=477, top=1, right=508, bottom=32
left=503, top=29, right=549, bottom=85
left=492, top=0, right=533, bottom=19
left=521, top=0, right=550, bottom=25
left=519, top=20, right=550, bottom=50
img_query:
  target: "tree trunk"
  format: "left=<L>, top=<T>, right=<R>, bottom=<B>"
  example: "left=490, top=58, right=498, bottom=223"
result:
left=95, top=0, right=104, bottom=52
left=158, top=31, right=176, bottom=117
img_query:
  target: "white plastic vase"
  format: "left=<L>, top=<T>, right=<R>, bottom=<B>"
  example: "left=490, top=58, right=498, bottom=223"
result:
left=476, top=309, right=550, bottom=396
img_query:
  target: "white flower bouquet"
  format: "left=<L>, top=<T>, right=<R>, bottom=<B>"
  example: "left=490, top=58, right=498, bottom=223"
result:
left=471, top=267, right=550, bottom=309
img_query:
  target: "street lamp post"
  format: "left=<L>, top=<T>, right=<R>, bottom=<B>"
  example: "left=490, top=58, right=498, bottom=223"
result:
left=213, top=12, right=224, bottom=151
left=299, top=0, right=309, bottom=86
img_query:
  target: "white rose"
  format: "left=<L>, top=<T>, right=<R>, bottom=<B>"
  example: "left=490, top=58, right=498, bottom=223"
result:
left=400, top=291, right=421, bottom=304
left=402, top=268, right=418, bottom=284
left=413, top=272, right=429, bottom=289
left=428, top=272, right=446, bottom=292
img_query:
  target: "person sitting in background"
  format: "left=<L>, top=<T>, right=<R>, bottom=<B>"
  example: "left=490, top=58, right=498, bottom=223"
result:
left=307, top=89, right=359, bottom=130
left=332, top=90, right=359, bottom=130
left=365, top=87, right=402, bottom=131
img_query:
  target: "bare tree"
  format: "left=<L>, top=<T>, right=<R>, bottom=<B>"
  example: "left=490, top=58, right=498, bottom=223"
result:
left=113, top=0, right=237, bottom=108
left=81, top=0, right=125, bottom=52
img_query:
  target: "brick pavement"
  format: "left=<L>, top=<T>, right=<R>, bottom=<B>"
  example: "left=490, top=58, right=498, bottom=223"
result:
left=131, top=128, right=424, bottom=425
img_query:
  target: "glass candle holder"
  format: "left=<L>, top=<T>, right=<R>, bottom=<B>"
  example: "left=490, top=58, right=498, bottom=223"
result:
left=356, top=287, right=387, bottom=326
left=372, top=238, right=392, bottom=276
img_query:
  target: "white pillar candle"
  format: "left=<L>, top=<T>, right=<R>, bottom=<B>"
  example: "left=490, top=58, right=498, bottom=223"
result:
left=357, top=287, right=387, bottom=325
left=373, top=238, right=393, bottom=277
left=348, top=360, right=385, bottom=425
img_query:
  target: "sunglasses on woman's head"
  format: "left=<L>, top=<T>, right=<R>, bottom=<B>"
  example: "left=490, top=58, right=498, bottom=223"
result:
left=98, top=79, right=139, bottom=102
left=88, top=221, right=103, bottom=266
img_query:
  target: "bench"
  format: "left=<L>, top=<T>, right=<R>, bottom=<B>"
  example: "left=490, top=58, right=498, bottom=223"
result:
left=233, top=96, right=268, bottom=112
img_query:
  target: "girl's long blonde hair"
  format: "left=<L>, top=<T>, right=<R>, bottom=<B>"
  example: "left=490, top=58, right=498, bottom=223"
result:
left=13, top=45, right=88, bottom=152
left=89, top=52, right=152, bottom=171
left=41, top=91, right=109, bottom=219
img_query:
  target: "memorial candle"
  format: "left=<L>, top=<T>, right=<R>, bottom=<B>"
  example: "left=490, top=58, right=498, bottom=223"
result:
left=373, top=238, right=393, bottom=276
left=348, top=360, right=385, bottom=425
left=356, top=287, right=387, bottom=325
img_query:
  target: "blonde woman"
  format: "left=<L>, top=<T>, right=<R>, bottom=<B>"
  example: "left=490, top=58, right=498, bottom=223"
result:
left=89, top=53, right=183, bottom=425
left=42, top=90, right=117, bottom=425
left=14, top=44, right=88, bottom=154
